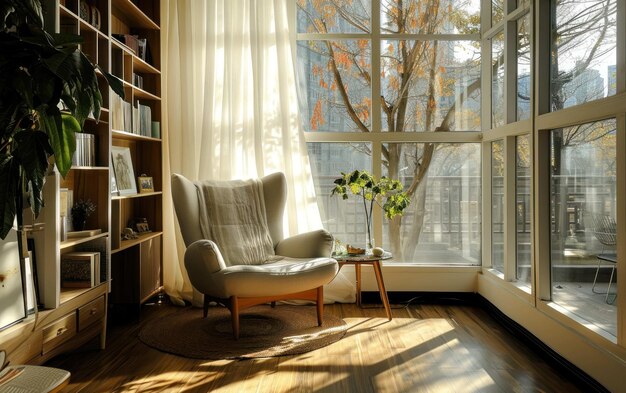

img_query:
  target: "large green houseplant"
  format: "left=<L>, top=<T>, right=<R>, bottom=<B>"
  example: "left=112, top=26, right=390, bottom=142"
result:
left=0, top=0, right=124, bottom=239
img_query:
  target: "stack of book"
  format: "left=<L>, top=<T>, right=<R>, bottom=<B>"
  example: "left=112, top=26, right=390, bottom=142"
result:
left=133, top=73, right=143, bottom=89
left=72, top=133, right=96, bottom=166
left=134, top=102, right=152, bottom=137
left=60, top=252, right=101, bottom=288
left=111, top=96, right=152, bottom=137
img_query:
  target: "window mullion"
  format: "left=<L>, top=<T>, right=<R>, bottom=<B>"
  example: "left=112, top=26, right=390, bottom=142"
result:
left=504, top=135, right=517, bottom=281
left=371, top=0, right=383, bottom=245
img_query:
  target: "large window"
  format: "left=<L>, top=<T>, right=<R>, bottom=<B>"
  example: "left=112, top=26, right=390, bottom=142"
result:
left=297, top=0, right=482, bottom=264
left=550, top=0, right=617, bottom=110
left=296, top=0, right=625, bottom=367
left=550, top=119, right=617, bottom=336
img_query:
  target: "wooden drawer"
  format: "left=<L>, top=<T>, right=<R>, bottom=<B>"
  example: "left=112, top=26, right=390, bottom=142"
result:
left=78, top=296, right=105, bottom=331
left=42, top=313, right=77, bottom=355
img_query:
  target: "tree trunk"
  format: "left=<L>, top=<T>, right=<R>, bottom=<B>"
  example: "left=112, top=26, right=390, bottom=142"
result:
left=387, top=143, right=403, bottom=258
left=402, top=176, right=429, bottom=259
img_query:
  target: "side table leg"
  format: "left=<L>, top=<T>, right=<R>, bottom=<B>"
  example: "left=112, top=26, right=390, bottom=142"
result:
left=355, top=263, right=362, bottom=307
left=373, top=260, right=392, bottom=320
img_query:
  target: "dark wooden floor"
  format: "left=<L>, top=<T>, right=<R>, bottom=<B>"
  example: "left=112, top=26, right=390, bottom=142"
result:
left=46, top=300, right=585, bottom=392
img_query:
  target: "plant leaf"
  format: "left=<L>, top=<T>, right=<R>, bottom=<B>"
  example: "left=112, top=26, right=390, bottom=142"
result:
left=14, top=130, right=51, bottom=216
left=40, top=109, right=78, bottom=176
left=0, top=154, right=19, bottom=239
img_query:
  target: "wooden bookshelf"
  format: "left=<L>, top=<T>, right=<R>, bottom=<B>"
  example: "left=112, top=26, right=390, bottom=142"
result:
left=0, top=0, right=165, bottom=367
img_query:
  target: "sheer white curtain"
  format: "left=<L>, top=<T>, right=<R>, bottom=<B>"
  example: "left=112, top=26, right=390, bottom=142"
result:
left=161, top=0, right=354, bottom=305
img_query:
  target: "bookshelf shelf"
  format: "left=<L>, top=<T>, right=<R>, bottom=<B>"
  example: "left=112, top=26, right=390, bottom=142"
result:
left=59, top=4, right=76, bottom=19
left=60, top=283, right=107, bottom=305
left=133, top=86, right=161, bottom=101
left=111, top=37, right=136, bottom=56
left=111, top=129, right=161, bottom=142
left=112, top=231, right=163, bottom=254
left=60, top=287, right=91, bottom=305
left=70, top=166, right=109, bottom=171
left=111, top=0, right=160, bottom=30
left=112, top=191, right=162, bottom=201
left=133, top=56, right=161, bottom=74
left=60, top=232, right=109, bottom=250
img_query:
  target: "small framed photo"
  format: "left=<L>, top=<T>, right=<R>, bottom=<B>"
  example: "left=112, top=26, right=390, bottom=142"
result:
left=133, top=218, right=151, bottom=233
left=138, top=175, right=154, bottom=193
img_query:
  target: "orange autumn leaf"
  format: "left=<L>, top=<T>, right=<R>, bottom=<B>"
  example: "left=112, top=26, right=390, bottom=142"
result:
left=311, top=100, right=325, bottom=130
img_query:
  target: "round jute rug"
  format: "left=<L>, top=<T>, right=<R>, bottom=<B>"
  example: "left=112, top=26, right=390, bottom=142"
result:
left=138, top=305, right=347, bottom=359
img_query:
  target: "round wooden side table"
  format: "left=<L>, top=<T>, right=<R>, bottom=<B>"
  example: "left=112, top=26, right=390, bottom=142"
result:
left=334, top=253, right=393, bottom=320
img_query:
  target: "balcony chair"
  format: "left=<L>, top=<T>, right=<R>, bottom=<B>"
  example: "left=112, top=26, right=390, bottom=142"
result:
left=171, top=172, right=339, bottom=339
left=587, top=213, right=617, bottom=304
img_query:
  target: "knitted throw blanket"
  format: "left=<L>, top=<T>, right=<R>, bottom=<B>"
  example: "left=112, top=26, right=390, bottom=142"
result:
left=195, top=178, right=277, bottom=266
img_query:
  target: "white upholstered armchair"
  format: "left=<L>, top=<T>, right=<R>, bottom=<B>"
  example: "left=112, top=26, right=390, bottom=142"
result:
left=171, top=172, right=338, bottom=339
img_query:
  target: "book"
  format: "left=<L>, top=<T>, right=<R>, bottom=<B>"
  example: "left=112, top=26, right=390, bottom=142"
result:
left=61, top=252, right=100, bottom=288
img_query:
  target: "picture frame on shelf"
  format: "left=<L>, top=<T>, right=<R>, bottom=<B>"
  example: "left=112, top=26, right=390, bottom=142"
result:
left=111, top=146, right=137, bottom=195
left=132, top=218, right=151, bottom=234
left=26, top=238, right=42, bottom=311
left=138, top=175, right=154, bottom=193
left=0, top=225, right=27, bottom=331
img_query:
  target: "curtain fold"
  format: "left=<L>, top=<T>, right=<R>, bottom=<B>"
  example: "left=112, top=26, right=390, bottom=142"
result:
left=161, top=0, right=354, bottom=305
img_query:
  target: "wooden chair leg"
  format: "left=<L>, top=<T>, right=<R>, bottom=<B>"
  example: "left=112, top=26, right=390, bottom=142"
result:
left=316, top=286, right=324, bottom=326
left=203, top=294, right=210, bottom=318
left=230, top=296, right=240, bottom=340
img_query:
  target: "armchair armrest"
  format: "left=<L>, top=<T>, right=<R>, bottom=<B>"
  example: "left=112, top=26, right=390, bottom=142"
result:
left=184, top=240, right=227, bottom=294
left=275, top=229, right=334, bottom=258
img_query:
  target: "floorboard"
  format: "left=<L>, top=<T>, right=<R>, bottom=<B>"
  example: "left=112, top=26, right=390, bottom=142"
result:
left=46, top=301, right=586, bottom=392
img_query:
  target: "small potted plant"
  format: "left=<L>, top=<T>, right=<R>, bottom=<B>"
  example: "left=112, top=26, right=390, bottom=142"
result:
left=331, top=170, right=410, bottom=253
left=71, top=199, right=96, bottom=231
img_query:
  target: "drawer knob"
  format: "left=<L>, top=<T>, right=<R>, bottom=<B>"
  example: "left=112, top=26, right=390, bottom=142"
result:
left=56, top=327, right=68, bottom=336
left=90, top=308, right=97, bottom=315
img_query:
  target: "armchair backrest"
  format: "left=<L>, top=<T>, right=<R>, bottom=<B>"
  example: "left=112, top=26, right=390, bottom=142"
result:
left=171, top=172, right=287, bottom=248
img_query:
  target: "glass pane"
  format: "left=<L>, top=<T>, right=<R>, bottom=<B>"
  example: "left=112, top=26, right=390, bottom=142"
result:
left=297, top=0, right=371, bottom=34
left=491, top=140, right=504, bottom=272
left=517, top=14, right=531, bottom=121
left=308, top=143, right=372, bottom=248
left=297, top=40, right=371, bottom=132
left=382, top=143, right=481, bottom=264
left=550, top=119, right=617, bottom=337
left=516, top=135, right=531, bottom=286
left=551, top=0, right=617, bottom=111
left=516, top=0, right=530, bottom=8
left=492, top=0, right=503, bottom=25
left=381, top=40, right=481, bottom=132
left=381, top=0, right=480, bottom=35
left=491, top=31, right=505, bottom=128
